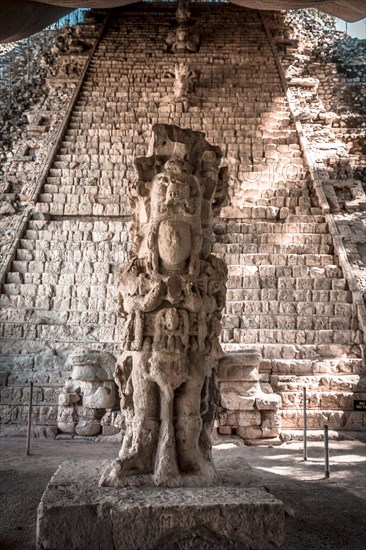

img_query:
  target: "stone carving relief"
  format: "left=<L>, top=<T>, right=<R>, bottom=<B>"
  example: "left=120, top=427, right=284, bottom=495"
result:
left=162, top=63, right=200, bottom=112
left=165, top=1, right=200, bottom=54
left=100, top=124, right=228, bottom=487
left=217, top=352, right=282, bottom=441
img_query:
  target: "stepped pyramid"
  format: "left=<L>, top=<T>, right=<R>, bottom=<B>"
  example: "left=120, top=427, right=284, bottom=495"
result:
left=0, top=3, right=364, bottom=438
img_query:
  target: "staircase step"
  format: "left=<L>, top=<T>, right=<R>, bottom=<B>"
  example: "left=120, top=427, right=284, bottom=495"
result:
left=216, top=252, right=337, bottom=267
left=226, top=264, right=343, bottom=278
left=281, top=409, right=365, bottom=430
left=222, top=343, right=364, bottom=361
left=213, top=243, right=334, bottom=255
left=224, top=300, right=355, bottom=315
left=221, top=328, right=361, bottom=345
left=214, top=221, right=330, bottom=234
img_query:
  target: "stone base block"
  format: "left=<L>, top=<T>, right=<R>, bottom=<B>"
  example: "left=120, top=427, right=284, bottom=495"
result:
left=37, top=460, right=284, bottom=550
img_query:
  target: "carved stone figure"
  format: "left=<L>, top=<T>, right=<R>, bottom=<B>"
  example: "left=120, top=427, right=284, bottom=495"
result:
left=176, top=0, right=191, bottom=24
left=173, top=63, right=199, bottom=100
left=161, top=63, right=200, bottom=112
left=100, top=124, right=228, bottom=487
left=166, top=26, right=200, bottom=54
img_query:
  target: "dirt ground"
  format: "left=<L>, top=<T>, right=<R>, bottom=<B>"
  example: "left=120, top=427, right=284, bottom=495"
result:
left=0, top=436, right=365, bottom=549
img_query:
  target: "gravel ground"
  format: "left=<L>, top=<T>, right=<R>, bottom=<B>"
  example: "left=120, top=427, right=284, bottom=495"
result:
left=0, top=437, right=365, bottom=549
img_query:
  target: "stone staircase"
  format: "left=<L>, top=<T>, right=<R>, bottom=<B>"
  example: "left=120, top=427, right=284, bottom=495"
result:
left=1, top=218, right=129, bottom=349
left=215, top=215, right=364, bottom=435
left=0, top=3, right=364, bottom=438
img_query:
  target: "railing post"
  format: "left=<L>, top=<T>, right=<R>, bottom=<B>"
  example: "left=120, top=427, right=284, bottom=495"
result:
left=26, top=382, right=34, bottom=456
left=324, top=424, right=330, bottom=479
left=303, top=386, right=307, bottom=461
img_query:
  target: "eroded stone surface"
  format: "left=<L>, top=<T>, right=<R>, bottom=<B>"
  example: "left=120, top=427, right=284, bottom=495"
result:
left=100, top=124, right=228, bottom=487
left=37, top=460, right=284, bottom=550
left=57, top=350, right=118, bottom=436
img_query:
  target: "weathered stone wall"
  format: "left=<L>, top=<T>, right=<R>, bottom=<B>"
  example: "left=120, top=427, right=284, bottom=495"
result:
left=0, top=2, right=365, bottom=439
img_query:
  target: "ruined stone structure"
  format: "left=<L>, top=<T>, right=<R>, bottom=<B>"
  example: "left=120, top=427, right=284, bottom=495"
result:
left=0, top=3, right=365, bottom=443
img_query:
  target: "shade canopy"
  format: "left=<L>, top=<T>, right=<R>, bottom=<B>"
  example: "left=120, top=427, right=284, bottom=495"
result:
left=1, top=0, right=365, bottom=43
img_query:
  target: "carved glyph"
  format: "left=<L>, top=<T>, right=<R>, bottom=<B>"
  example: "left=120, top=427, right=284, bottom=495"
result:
left=161, top=63, right=200, bottom=113
left=100, top=124, right=228, bottom=487
left=175, top=63, right=198, bottom=98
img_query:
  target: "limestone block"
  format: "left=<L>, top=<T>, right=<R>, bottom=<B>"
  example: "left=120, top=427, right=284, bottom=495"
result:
left=342, top=412, right=365, bottom=430
left=71, top=365, right=99, bottom=381
left=219, top=381, right=261, bottom=395
left=261, top=426, right=280, bottom=438
left=76, top=406, right=103, bottom=420
left=217, top=426, right=232, bottom=435
left=226, top=410, right=261, bottom=427
left=218, top=352, right=261, bottom=382
left=43, top=388, right=60, bottom=404
left=329, top=375, right=361, bottom=391
left=0, top=404, right=14, bottom=423
left=271, top=375, right=323, bottom=391
left=319, top=392, right=356, bottom=410
left=236, top=426, right=262, bottom=439
left=34, top=353, right=64, bottom=372
left=75, top=420, right=101, bottom=436
left=58, top=392, right=80, bottom=406
left=80, top=381, right=117, bottom=410
left=281, top=410, right=345, bottom=429
left=36, top=461, right=284, bottom=550
left=261, top=410, right=281, bottom=433
left=70, top=351, right=116, bottom=381
left=259, top=382, right=275, bottom=393
left=280, top=391, right=319, bottom=409
left=57, top=413, right=76, bottom=434
left=220, top=391, right=255, bottom=411
left=38, top=406, right=58, bottom=423
left=256, top=394, right=281, bottom=411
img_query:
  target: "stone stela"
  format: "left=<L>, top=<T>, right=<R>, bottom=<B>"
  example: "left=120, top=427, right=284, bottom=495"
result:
left=100, top=123, right=229, bottom=487
left=36, top=124, right=284, bottom=550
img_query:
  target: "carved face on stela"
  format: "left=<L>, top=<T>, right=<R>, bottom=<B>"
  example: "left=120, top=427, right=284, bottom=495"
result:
left=131, top=124, right=226, bottom=275
left=151, top=159, right=201, bottom=216
left=150, top=160, right=202, bottom=273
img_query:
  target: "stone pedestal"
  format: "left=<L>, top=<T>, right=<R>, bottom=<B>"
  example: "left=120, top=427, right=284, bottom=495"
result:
left=37, top=460, right=284, bottom=550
